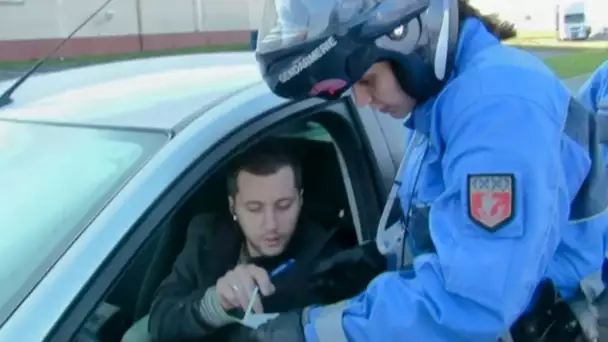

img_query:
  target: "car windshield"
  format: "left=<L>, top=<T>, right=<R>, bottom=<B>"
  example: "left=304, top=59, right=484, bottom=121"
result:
left=565, top=13, right=584, bottom=23
left=0, top=121, right=167, bottom=321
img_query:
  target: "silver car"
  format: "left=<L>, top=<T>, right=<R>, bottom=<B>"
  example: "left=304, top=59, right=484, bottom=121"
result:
left=0, top=52, right=406, bottom=341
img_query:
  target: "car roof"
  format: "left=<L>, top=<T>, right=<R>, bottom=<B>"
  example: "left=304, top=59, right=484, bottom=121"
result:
left=0, top=52, right=283, bottom=133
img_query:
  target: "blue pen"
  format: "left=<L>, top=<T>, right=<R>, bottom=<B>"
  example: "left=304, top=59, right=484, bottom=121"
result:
left=243, top=258, right=296, bottom=319
left=270, top=258, right=295, bottom=277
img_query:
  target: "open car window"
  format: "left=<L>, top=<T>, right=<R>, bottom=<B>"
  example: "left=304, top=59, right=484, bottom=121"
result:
left=277, top=121, right=333, bottom=142
left=0, top=121, right=167, bottom=325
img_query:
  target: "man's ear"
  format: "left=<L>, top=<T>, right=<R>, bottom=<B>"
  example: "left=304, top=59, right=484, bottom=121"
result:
left=299, top=189, right=304, bottom=207
left=228, top=196, right=235, bottom=216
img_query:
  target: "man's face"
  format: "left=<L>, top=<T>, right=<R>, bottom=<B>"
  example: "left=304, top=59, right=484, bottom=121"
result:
left=352, top=61, right=416, bottom=118
left=229, top=166, right=302, bottom=257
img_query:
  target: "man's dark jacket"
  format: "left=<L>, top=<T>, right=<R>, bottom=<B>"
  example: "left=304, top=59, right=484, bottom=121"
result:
left=148, top=213, right=356, bottom=342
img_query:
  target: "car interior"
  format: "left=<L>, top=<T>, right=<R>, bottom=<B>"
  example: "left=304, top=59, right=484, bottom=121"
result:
left=72, top=121, right=364, bottom=342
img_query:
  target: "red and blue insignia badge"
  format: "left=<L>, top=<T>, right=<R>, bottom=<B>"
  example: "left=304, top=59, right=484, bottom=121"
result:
left=467, top=174, right=515, bottom=231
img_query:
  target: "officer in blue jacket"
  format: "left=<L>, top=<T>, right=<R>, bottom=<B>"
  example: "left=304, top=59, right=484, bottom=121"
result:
left=240, top=0, right=608, bottom=341
left=578, top=62, right=608, bottom=262
left=578, top=61, right=608, bottom=297
left=579, top=61, right=608, bottom=113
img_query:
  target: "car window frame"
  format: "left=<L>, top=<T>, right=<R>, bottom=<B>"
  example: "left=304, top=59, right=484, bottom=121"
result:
left=370, top=108, right=407, bottom=167
left=347, top=98, right=408, bottom=235
left=47, top=97, right=384, bottom=342
left=347, top=99, right=407, bottom=194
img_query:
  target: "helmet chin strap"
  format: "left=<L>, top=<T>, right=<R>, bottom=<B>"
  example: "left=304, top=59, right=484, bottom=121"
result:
left=434, top=0, right=451, bottom=80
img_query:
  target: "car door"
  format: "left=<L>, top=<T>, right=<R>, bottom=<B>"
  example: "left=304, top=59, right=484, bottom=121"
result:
left=27, top=92, right=386, bottom=342
left=345, top=95, right=407, bottom=195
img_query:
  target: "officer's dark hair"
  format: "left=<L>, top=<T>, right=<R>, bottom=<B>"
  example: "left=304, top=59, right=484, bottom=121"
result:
left=459, top=0, right=517, bottom=41
left=226, top=139, right=302, bottom=197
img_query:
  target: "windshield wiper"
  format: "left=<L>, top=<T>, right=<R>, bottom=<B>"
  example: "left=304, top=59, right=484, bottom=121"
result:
left=0, top=0, right=116, bottom=108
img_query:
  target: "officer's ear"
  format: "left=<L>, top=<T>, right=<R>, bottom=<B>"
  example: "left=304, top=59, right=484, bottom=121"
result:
left=298, top=189, right=304, bottom=208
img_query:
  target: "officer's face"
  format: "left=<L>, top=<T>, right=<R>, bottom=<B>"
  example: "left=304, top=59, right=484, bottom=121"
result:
left=352, top=61, right=416, bottom=118
left=229, top=166, right=303, bottom=258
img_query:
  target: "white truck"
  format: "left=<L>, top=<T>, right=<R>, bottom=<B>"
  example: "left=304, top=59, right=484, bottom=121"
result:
left=555, top=0, right=591, bottom=40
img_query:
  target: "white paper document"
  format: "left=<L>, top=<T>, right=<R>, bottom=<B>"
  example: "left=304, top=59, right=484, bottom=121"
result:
left=238, top=312, right=280, bottom=329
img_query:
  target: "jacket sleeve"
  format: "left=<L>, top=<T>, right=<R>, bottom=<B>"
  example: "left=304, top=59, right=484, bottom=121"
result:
left=578, top=60, right=608, bottom=112
left=148, top=214, right=224, bottom=341
left=303, top=93, right=565, bottom=342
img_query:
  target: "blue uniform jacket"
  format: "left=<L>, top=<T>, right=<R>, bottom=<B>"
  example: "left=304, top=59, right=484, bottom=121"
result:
left=578, top=60, right=608, bottom=276
left=302, top=18, right=608, bottom=342
left=578, top=60, right=608, bottom=113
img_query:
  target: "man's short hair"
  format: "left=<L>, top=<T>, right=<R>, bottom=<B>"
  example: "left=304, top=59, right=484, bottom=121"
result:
left=226, top=139, right=302, bottom=197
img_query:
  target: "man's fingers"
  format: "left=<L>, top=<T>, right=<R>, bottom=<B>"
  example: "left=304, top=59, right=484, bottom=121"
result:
left=248, top=265, right=275, bottom=296
left=221, top=264, right=277, bottom=313
left=234, top=268, right=257, bottom=309
left=217, top=277, right=240, bottom=309
left=253, top=296, right=264, bottom=314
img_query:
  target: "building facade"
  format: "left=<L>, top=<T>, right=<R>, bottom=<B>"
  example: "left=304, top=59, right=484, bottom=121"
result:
left=0, top=0, right=264, bottom=60
left=1, top=0, right=606, bottom=61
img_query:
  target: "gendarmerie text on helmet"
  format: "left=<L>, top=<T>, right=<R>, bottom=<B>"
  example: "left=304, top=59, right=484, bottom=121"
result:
left=278, top=36, right=338, bottom=83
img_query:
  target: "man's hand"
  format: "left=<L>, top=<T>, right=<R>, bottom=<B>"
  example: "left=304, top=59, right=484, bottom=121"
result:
left=216, top=264, right=276, bottom=313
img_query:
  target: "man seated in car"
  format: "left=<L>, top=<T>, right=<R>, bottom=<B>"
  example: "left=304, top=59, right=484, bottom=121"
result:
left=122, top=139, right=362, bottom=342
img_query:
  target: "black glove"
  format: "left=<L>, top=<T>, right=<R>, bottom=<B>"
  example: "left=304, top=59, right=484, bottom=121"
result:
left=308, top=241, right=385, bottom=302
left=224, top=310, right=306, bottom=342
left=314, top=240, right=385, bottom=277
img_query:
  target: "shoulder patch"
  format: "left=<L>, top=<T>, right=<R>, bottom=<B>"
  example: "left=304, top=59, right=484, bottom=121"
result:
left=467, top=174, right=515, bottom=231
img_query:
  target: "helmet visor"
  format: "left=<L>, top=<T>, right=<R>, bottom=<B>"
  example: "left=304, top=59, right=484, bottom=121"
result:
left=255, top=0, right=377, bottom=54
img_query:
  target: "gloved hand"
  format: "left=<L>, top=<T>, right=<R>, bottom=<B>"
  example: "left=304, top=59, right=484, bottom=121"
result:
left=308, top=240, right=385, bottom=303
left=224, top=310, right=306, bottom=342
left=313, top=240, right=384, bottom=273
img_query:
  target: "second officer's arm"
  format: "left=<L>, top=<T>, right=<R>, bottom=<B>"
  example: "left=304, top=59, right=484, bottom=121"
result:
left=304, top=71, right=565, bottom=342
left=578, top=60, right=608, bottom=112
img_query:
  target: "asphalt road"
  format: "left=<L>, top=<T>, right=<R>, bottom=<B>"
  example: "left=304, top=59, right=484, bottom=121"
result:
left=564, top=74, right=590, bottom=92
left=0, top=66, right=66, bottom=83
left=523, top=47, right=572, bottom=60
left=0, top=48, right=591, bottom=89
